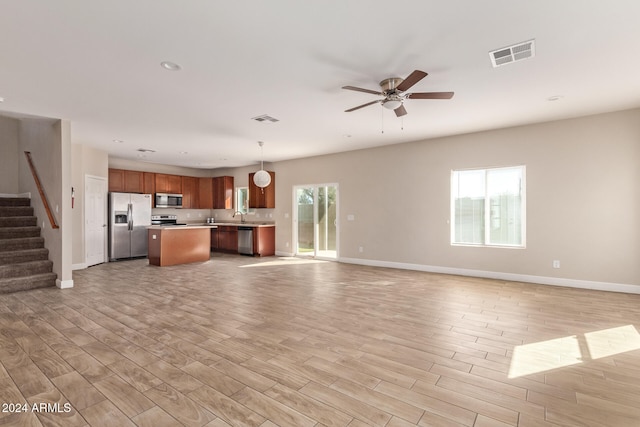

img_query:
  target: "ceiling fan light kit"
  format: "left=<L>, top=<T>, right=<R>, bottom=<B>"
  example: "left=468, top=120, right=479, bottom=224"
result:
left=253, top=141, right=271, bottom=188
left=343, top=69, right=454, bottom=117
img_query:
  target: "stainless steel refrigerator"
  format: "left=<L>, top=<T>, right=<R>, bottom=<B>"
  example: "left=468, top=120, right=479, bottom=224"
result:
left=109, top=192, right=152, bottom=260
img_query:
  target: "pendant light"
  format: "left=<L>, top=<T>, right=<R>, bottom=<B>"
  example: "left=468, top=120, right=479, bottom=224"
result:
left=253, top=141, right=271, bottom=188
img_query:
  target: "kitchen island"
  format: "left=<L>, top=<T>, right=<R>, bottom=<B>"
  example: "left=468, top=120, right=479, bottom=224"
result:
left=147, top=225, right=217, bottom=266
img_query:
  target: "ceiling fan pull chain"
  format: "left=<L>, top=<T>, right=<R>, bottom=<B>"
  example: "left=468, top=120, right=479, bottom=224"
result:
left=381, top=106, right=384, bottom=134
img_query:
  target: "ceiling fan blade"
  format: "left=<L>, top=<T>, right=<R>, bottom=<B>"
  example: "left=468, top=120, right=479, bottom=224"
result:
left=396, top=70, right=428, bottom=92
left=345, top=99, right=381, bottom=112
left=342, top=85, right=383, bottom=96
left=408, top=92, right=455, bottom=99
left=394, top=105, right=407, bottom=117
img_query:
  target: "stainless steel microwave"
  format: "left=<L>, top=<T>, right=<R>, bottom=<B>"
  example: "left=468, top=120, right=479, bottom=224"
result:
left=155, top=193, right=182, bottom=208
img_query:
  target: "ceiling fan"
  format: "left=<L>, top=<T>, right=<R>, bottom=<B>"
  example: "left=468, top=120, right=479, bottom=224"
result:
left=342, top=70, right=454, bottom=117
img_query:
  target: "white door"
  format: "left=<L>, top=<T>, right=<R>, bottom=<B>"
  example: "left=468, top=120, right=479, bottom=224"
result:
left=85, top=175, right=107, bottom=266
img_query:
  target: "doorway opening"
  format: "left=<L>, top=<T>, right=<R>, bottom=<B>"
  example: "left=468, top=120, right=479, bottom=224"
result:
left=293, top=184, right=338, bottom=259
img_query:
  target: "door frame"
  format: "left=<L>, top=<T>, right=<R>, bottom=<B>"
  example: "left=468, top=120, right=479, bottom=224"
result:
left=84, top=174, right=108, bottom=267
left=292, top=183, right=339, bottom=260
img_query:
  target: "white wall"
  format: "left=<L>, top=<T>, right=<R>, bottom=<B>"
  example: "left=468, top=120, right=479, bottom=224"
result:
left=71, top=144, right=109, bottom=266
left=270, top=108, right=640, bottom=291
left=17, top=118, right=73, bottom=288
left=0, top=116, right=20, bottom=194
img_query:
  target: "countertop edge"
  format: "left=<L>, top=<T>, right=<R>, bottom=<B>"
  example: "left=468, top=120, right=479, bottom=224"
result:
left=147, top=225, right=218, bottom=230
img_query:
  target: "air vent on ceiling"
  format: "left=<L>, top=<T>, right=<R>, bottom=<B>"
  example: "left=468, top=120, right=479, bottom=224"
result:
left=489, top=39, right=535, bottom=68
left=137, top=148, right=156, bottom=153
left=252, top=114, right=279, bottom=123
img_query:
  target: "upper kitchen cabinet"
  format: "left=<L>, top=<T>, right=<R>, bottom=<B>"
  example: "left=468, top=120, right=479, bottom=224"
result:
left=143, top=172, right=156, bottom=195
left=181, top=176, right=197, bottom=209
left=108, top=169, right=144, bottom=193
left=155, top=173, right=182, bottom=194
left=108, top=169, right=124, bottom=192
left=213, top=176, right=234, bottom=209
left=249, top=171, right=275, bottom=208
left=197, top=177, right=214, bottom=209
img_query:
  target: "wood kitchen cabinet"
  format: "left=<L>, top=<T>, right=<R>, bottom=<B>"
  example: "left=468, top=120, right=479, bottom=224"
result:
left=213, top=176, right=234, bottom=209
left=253, top=226, right=275, bottom=256
left=197, top=177, right=214, bottom=209
left=143, top=172, right=156, bottom=195
left=108, top=168, right=144, bottom=193
left=124, top=170, right=144, bottom=193
left=181, top=176, right=197, bottom=209
left=155, top=173, right=182, bottom=194
left=249, top=171, right=275, bottom=208
left=216, top=226, right=238, bottom=252
left=108, top=169, right=125, bottom=192
left=210, top=228, right=219, bottom=250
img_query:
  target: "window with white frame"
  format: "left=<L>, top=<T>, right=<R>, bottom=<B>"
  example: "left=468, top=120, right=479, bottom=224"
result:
left=236, top=187, right=249, bottom=214
left=451, top=166, right=525, bottom=247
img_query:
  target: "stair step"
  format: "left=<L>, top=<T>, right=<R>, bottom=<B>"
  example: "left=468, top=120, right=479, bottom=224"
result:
left=0, top=260, right=53, bottom=279
left=0, top=248, right=49, bottom=266
left=0, top=272, right=57, bottom=294
left=0, top=227, right=42, bottom=239
left=0, top=198, right=31, bottom=207
left=0, top=216, right=38, bottom=228
left=0, top=237, right=45, bottom=252
left=0, top=206, right=34, bottom=217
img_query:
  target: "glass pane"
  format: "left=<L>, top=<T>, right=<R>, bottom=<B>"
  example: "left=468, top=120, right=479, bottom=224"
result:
left=453, top=170, right=485, bottom=244
left=296, top=187, right=315, bottom=255
left=317, top=186, right=337, bottom=258
left=236, top=187, right=248, bottom=214
left=487, top=168, right=522, bottom=245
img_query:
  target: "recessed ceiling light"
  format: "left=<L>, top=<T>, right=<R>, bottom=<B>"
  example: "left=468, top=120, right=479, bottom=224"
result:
left=160, top=61, right=181, bottom=71
left=113, top=139, right=124, bottom=143
left=547, top=95, right=563, bottom=102
left=179, top=151, right=188, bottom=155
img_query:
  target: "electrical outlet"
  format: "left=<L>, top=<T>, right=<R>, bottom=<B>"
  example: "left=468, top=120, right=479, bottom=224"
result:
left=553, top=260, right=560, bottom=268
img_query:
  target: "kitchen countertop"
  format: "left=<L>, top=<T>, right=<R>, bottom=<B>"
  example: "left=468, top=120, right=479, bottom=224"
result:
left=147, top=225, right=218, bottom=230
left=190, top=222, right=275, bottom=228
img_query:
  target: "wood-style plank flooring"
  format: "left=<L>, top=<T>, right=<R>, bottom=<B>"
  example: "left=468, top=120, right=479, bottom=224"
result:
left=1, top=253, right=640, bottom=426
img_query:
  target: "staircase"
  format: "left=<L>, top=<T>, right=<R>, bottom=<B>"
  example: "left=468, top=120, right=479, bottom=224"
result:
left=0, top=197, right=57, bottom=293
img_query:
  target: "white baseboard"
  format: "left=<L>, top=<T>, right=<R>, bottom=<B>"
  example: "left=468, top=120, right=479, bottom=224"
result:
left=339, top=257, right=640, bottom=295
left=56, top=279, right=74, bottom=289
left=275, top=250, right=295, bottom=257
left=72, top=263, right=88, bottom=270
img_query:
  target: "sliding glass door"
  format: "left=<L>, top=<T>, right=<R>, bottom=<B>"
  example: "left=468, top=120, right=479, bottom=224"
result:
left=294, top=184, right=338, bottom=259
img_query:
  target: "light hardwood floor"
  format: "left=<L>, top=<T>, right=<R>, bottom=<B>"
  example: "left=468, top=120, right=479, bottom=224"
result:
left=1, top=253, right=640, bottom=426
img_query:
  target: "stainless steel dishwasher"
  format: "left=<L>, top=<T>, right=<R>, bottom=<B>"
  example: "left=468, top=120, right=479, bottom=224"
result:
left=237, top=226, right=253, bottom=255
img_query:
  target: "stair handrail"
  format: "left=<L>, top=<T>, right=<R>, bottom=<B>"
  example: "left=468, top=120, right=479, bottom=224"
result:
left=23, top=151, right=59, bottom=229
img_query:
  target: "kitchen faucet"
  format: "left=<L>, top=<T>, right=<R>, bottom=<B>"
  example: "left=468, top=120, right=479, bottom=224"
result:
left=233, top=211, right=246, bottom=223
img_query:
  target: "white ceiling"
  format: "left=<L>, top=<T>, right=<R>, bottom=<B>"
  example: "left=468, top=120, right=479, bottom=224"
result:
left=1, top=1, right=640, bottom=169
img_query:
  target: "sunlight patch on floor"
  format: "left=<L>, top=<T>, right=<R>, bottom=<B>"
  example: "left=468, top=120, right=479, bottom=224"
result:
left=508, top=325, right=640, bottom=379
left=585, top=325, right=640, bottom=360
left=239, top=257, right=329, bottom=268
left=508, top=335, right=582, bottom=378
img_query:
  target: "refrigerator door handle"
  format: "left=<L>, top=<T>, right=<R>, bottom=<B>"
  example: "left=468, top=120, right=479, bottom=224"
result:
left=127, top=203, right=133, bottom=231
